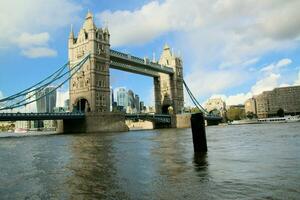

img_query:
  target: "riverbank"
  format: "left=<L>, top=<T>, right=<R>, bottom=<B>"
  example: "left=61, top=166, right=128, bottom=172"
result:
left=0, top=131, right=58, bottom=138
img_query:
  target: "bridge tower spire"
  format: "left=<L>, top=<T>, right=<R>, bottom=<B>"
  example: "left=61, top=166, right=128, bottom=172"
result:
left=68, top=11, right=111, bottom=113
left=154, top=44, right=184, bottom=114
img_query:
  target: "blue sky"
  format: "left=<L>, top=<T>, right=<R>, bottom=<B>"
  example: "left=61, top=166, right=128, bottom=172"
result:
left=1, top=0, right=300, bottom=108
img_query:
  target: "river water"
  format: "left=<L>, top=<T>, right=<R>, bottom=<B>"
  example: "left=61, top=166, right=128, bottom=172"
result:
left=0, top=123, right=299, bottom=199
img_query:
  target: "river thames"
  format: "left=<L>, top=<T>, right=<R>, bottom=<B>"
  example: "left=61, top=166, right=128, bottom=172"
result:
left=0, top=123, right=299, bottom=199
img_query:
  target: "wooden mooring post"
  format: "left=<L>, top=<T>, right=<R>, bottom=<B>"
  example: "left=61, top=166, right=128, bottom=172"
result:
left=191, top=112, right=207, bottom=152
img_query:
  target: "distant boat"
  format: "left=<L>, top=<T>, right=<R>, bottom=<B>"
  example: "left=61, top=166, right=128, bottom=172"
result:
left=228, top=119, right=259, bottom=125
left=258, top=115, right=300, bottom=123
left=14, top=128, right=28, bottom=133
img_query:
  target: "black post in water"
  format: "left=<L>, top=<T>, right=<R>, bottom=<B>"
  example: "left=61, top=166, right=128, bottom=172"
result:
left=191, top=112, right=207, bottom=152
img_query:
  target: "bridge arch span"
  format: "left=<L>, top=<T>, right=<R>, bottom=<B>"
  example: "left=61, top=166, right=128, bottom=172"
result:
left=73, top=97, right=90, bottom=112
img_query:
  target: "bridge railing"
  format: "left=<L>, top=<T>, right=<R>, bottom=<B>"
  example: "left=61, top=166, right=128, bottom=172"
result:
left=125, top=113, right=171, bottom=124
left=0, top=112, right=85, bottom=121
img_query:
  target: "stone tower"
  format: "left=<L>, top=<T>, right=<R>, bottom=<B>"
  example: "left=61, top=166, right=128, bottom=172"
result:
left=155, top=44, right=184, bottom=114
left=68, top=11, right=110, bottom=113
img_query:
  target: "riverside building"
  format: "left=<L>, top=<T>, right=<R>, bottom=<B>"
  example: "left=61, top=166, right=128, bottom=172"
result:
left=246, top=85, right=300, bottom=118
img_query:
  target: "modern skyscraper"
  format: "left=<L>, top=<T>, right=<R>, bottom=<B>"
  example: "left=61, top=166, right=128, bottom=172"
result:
left=115, top=87, right=128, bottom=109
left=127, top=90, right=135, bottom=109
left=135, top=94, right=140, bottom=112
left=25, top=91, right=37, bottom=112
left=110, top=87, right=114, bottom=111
left=114, top=87, right=145, bottom=113
left=36, top=86, right=57, bottom=113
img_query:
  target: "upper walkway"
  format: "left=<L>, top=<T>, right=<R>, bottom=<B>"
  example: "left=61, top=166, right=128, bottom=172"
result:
left=110, top=49, right=174, bottom=77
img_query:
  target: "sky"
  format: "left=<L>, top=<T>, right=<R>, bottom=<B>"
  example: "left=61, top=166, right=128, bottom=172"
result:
left=1, top=0, right=300, bottom=109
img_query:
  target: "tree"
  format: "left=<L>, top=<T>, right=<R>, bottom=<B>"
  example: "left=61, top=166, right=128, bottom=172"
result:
left=226, top=107, right=245, bottom=121
left=246, top=111, right=254, bottom=119
left=277, top=108, right=285, bottom=117
left=209, top=109, right=221, bottom=116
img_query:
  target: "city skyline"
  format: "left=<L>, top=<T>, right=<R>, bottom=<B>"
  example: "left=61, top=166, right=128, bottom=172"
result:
left=1, top=1, right=300, bottom=107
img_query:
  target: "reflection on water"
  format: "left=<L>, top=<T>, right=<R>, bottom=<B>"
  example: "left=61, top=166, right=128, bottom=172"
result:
left=0, top=123, right=300, bottom=199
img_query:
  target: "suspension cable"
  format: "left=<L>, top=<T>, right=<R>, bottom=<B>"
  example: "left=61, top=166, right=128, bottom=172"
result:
left=5, top=56, right=88, bottom=108
left=0, top=54, right=90, bottom=111
left=0, top=62, right=69, bottom=102
left=183, top=79, right=208, bottom=114
left=0, top=65, right=68, bottom=109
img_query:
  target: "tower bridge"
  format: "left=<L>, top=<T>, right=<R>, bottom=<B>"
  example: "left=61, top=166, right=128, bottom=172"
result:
left=68, top=11, right=184, bottom=116
left=0, top=11, right=222, bottom=133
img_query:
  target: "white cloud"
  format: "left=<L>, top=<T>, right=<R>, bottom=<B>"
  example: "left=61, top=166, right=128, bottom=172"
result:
left=206, top=73, right=281, bottom=106
left=208, top=92, right=252, bottom=106
left=260, top=58, right=292, bottom=73
left=98, top=0, right=300, bottom=64
left=251, top=73, right=280, bottom=95
left=0, top=0, right=82, bottom=58
left=185, top=68, right=246, bottom=97
left=206, top=57, right=300, bottom=106
left=21, top=47, right=57, bottom=58
left=98, top=0, right=300, bottom=108
left=277, top=58, right=292, bottom=68
left=97, top=0, right=203, bottom=46
left=13, top=32, right=50, bottom=48
left=12, top=32, right=58, bottom=58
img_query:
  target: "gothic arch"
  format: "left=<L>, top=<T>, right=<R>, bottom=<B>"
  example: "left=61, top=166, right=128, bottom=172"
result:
left=74, top=97, right=91, bottom=112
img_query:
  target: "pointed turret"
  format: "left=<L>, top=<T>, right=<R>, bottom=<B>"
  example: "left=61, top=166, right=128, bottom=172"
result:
left=163, top=43, right=170, bottom=50
left=69, top=24, right=74, bottom=39
left=159, top=44, right=173, bottom=65
left=83, top=10, right=96, bottom=30
left=86, top=10, right=93, bottom=20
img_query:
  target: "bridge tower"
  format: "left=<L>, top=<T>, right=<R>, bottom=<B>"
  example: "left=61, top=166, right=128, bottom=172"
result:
left=155, top=44, right=184, bottom=114
left=68, top=11, right=110, bottom=113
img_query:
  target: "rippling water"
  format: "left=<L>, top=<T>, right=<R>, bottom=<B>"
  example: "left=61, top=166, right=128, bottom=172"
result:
left=0, top=123, right=300, bottom=199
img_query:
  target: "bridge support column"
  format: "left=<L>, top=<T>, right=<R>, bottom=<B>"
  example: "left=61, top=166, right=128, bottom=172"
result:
left=154, top=77, right=162, bottom=114
left=60, top=112, right=129, bottom=133
left=152, top=114, right=191, bottom=129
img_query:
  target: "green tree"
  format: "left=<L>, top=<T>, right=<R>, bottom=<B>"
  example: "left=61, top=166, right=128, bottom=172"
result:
left=226, top=107, right=246, bottom=121
left=277, top=108, right=285, bottom=117
left=246, top=111, right=254, bottom=119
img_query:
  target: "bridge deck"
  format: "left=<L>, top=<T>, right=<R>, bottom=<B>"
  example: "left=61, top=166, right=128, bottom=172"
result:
left=110, top=49, right=174, bottom=77
left=0, top=112, right=85, bottom=121
left=125, top=113, right=172, bottom=124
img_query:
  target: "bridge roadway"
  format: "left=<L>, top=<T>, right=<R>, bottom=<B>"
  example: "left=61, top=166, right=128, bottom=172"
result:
left=0, top=112, right=221, bottom=126
left=0, top=112, right=85, bottom=121
left=125, top=113, right=171, bottom=124
left=110, top=49, right=174, bottom=77
left=0, top=112, right=172, bottom=124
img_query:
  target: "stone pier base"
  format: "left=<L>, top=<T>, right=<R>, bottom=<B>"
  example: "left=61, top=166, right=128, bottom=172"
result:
left=57, top=112, right=129, bottom=133
left=154, top=114, right=191, bottom=129
left=171, top=114, right=191, bottom=128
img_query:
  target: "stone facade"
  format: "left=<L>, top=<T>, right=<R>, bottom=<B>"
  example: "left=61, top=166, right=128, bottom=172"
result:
left=204, top=98, right=226, bottom=117
left=252, top=86, right=300, bottom=118
left=68, top=12, right=110, bottom=113
left=154, top=44, right=184, bottom=114
left=245, top=98, right=256, bottom=114
left=59, top=112, right=129, bottom=133
left=65, top=12, right=187, bottom=132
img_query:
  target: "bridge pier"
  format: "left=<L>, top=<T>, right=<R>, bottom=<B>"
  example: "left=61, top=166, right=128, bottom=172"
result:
left=152, top=114, right=191, bottom=129
left=58, top=112, right=129, bottom=133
